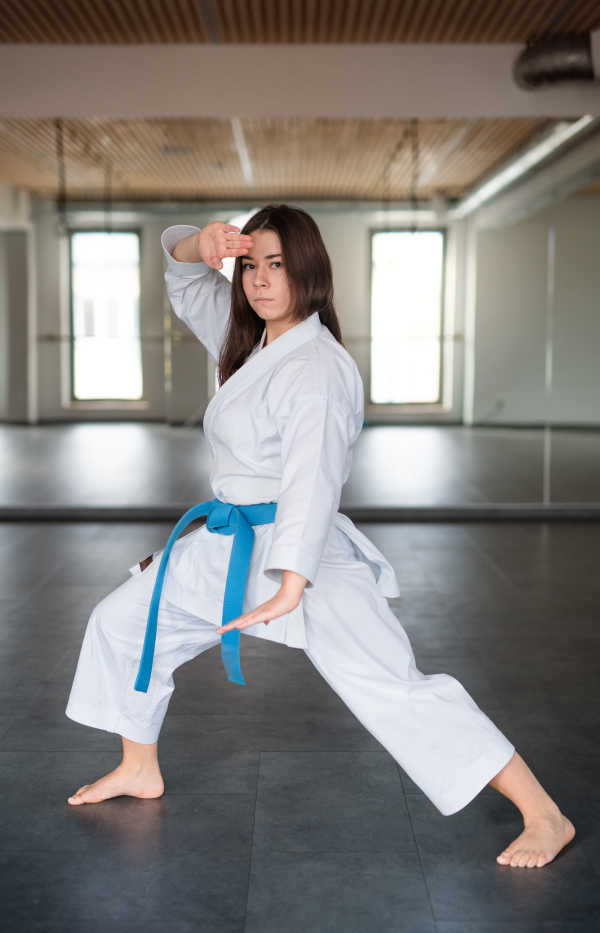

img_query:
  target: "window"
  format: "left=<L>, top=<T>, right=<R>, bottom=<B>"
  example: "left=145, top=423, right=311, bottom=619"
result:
left=71, top=231, right=142, bottom=400
left=370, top=230, right=444, bottom=404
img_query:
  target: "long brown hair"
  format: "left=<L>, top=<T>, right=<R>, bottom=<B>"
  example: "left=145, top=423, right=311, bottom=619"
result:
left=218, top=204, right=343, bottom=385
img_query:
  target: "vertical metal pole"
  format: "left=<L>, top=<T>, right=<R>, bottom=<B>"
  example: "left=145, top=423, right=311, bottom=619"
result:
left=54, top=119, right=68, bottom=236
left=543, top=226, right=555, bottom=505
left=26, top=225, right=38, bottom=424
left=59, top=232, right=72, bottom=410
left=462, top=217, right=477, bottom=426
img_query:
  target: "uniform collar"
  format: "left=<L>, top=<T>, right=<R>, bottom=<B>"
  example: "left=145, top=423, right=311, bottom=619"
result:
left=204, top=313, right=323, bottom=435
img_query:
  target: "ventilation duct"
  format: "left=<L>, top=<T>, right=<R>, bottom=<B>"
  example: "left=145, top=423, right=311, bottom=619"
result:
left=514, top=29, right=600, bottom=89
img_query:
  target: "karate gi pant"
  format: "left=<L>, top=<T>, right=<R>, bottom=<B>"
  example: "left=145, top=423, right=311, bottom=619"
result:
left=66, top=574, right=514, bottom=817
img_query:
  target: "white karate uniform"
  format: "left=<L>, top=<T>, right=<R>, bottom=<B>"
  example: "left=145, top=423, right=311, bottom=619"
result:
left=66, top=225, right=514, bottom=816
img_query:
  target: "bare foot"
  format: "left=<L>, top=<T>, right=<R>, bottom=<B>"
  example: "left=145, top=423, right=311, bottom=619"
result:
left=68, top=763, right=164, bottom=805
left=497, top=812, right=575, bottom=868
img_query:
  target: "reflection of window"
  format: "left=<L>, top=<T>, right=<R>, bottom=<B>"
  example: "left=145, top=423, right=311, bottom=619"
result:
left=71, top=232, right=142, bottom=400
left=371, top=230, right=444, bottom=404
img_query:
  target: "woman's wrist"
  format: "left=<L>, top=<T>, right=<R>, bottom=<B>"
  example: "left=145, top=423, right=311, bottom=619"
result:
left=280, top=570, right=308, bottom=599
left=172, top=232, right=202, bottom=263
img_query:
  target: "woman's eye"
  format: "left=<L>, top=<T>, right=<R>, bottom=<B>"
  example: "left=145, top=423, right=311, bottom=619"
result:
left=271, top=262, right=281, bottom=268
left=242, top=263, right=254, bottom=271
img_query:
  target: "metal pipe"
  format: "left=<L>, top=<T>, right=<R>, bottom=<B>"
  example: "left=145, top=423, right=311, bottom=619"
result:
left=514, top=34, right=598, bottom=90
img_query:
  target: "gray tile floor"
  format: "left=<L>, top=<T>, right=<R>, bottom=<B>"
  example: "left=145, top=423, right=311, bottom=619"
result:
left=1, top=519, right=599, bottom=931
left=1, top=422, right=600, bottom=506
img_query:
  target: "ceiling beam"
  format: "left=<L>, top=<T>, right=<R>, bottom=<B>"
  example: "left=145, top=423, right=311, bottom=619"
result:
left=473, top=127, right=600, bottom=228
left=1, top=44, right=600, bottom=119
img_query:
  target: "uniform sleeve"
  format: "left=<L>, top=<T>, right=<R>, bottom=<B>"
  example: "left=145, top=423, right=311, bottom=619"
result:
left=263, top=394, right=357, bottom=588
left=161, top=225, right=232, bottom=362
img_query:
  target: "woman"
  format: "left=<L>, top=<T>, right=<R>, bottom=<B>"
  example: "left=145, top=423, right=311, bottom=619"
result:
left=66, top=204, right=574, bottom=869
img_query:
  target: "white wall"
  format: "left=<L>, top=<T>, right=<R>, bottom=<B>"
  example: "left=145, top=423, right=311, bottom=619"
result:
left=0, top=231, right=29, bottom=422
left=473, top=195, right=600, bottom=425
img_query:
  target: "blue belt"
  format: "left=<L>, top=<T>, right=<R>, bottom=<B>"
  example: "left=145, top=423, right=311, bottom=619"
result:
left=134, top=498, right=277, bottom=693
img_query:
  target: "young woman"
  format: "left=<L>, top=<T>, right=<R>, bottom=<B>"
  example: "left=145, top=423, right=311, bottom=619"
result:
left=66, top=204, right=574, bottom=869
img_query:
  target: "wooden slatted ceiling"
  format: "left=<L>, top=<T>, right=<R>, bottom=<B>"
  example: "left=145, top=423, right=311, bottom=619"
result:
left=0, top=0, right=599, bottom=44
left=0, top=116, right=549, bottom=201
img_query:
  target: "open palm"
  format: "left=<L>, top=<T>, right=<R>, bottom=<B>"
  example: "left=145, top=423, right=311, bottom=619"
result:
left=199, top=222, right=253, bottom=270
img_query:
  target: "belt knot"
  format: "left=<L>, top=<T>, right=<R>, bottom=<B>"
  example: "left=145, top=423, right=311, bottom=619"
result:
left=206, top=500, right=237, bottom=534
left=134, top=497, right=276, bottom=693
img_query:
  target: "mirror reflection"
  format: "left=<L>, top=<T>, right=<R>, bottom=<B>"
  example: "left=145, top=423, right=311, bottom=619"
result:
left=0, top=117, right=599, bottom=511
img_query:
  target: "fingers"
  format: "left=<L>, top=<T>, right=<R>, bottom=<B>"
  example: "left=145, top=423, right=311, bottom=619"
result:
left=217, top=615, right=263, bottom=634
left=223, top=237, right=252, bottom=251
left=217, top=607, right=280, bottom=633
left=216, top=589, right=300, bottom=635
left=221, top=230, right=253, bottom=245
left=206, top=251, right=249, bottom=269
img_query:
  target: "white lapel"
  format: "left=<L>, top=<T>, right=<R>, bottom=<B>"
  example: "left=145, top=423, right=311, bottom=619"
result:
left=203, top=312, right=323, bottom=439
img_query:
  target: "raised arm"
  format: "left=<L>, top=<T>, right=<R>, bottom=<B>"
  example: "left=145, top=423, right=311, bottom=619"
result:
left=162, top=222, right=252, bottom=361
left=173, top=223, right=252, bottom=270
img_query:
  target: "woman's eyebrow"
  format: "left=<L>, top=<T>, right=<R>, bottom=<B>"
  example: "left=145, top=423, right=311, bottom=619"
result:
left=242, top=253, right=282, bottom=261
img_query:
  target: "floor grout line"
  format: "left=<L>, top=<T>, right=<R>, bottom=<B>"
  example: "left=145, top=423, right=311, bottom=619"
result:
left=400, top=767, right=439, bottom=933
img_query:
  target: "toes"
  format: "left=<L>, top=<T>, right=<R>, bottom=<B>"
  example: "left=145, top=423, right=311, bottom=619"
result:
left=68, top=785, right=96, bottom=805
left=497, top=852, right=511, bottom=865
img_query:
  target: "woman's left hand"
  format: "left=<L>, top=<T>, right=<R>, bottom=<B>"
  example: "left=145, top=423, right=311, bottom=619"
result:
left=217, top=570, right=308, bottom=634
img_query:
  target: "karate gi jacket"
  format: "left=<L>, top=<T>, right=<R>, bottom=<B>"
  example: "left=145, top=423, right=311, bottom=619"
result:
left=131, top=225, right=400, bottom=648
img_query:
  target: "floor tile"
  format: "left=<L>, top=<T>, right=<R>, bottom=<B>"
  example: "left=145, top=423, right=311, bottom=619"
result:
left=160, top=746, right=261, bottom=795
left=253, top=751, right=410, bottom=853
left=436, top=923, right=600, bottom=932
left=0, top=751, right=116, bottom=851
left=245, top=851, right=436, bottom=933
left=259, top=713, right=383, bottom=752
left=66, top=851, right=250, bottom=924
left=20, top=922, right=206, bottom=933
left=407, top=794, right=600, bottom=923
left=0, top=851, right=82, bottom=923
left=88, top=794, right=255, bottom=856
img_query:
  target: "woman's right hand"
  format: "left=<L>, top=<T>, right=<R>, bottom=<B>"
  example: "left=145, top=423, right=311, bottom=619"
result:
left=200, top=222, right=253, bottom=270
left=172, top=222, right=253, bottom=269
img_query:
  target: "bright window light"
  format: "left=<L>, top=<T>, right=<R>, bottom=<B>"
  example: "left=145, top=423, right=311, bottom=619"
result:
left=371, top=230, right=444, bottom=405
left=71, top=232, right=143, bottom=400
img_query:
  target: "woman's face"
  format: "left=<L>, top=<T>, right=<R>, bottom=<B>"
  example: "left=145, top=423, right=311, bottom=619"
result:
left=241, top=229, right=293, bottom=324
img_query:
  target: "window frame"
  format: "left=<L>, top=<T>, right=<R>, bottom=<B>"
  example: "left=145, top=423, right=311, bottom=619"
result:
left=69, top=227, right=144, bottom=403
left=368, top=226, right=447, bottom=408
